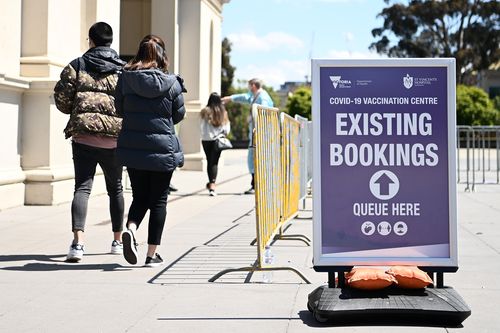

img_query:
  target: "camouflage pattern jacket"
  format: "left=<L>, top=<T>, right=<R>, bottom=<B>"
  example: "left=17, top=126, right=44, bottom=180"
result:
left=54, top=47, right=126, bottom=139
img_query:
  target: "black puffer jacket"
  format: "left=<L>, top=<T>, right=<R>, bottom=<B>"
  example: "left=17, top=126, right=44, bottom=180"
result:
left=115, top=69, right=186, bottom=172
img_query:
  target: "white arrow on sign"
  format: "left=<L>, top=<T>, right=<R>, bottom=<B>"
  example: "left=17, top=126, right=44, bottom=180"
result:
left=369, top=170, right=400, bottom=200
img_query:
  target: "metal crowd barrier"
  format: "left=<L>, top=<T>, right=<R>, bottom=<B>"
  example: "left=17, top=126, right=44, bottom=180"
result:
left=457, top=125, right=500, bottom=191
left=209, top=104, right=310, bottom=283
left=281, top=113, right=301, bottom=220
left=294, top=115, right=310, bottom=209
left=306, top=120, right=313, bottom=191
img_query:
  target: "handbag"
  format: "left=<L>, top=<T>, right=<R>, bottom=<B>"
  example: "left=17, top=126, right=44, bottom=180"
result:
left=214, top=133, right=233, bottom=151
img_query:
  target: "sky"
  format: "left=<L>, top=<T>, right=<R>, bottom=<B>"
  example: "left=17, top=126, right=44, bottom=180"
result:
left=221, top=0, right=388, bottom=90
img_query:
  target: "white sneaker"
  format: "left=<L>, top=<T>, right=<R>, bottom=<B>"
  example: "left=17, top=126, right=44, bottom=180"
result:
left=66, top=243, right=84, bottom=262
left=209, top=189, right=217, bottom=197
left=110, top=240, right=123, bottom=255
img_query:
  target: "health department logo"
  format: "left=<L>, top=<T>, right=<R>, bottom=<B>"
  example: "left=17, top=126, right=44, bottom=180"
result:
left=329, top=75, right=351, bottom=89
left=403, top=74, right=413, bottom=89
left=330, top=76, right=341, bottom=88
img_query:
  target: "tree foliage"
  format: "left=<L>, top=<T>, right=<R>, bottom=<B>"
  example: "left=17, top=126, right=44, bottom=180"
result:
left=285, top=87, right=312, bottom=120
left=264, top=85, right=280, bottom=109
left=456, top=84, right=499, bottom=125
left=221, top=38, right=235, bottom=96
left=371, top=0, right=500, bottom=83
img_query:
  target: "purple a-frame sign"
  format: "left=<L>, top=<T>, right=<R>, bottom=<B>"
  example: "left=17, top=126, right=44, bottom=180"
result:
left=312, top=58, right=457, bottom=268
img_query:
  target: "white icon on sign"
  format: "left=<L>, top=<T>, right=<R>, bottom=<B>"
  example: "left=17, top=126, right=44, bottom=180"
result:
left=377, top=221, right=392, bottom=236
left=330, top=76, right=341, bottom=88
left=393, top=221, right=408, bottom=236
left=361, top=221, right=375, bottom=236
left=369, top=170, right=400, bottom=200
left=403, top=74, right=413, bottom=89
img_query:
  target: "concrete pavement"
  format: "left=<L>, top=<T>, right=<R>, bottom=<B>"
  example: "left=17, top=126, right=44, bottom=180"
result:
left=0, top=149, right=499, bottom=332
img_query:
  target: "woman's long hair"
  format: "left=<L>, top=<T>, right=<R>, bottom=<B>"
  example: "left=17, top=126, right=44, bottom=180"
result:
left=125, top=34, right=169, bottom=72
left=201, top=92, right=228, bottom=127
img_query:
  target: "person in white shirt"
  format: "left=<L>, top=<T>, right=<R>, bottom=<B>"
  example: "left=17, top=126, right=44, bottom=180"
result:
left=200, top=93, right=231, bottom=196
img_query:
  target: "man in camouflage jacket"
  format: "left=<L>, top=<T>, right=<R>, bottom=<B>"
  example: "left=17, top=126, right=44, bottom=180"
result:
left=54, top=22, right=126, bottom=263
left=54, top=36, right=124, bottom=138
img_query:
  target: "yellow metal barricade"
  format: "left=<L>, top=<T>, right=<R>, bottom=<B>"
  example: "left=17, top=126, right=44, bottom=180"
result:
left=281, top=113, right=300, bottom=222
left=254, top=105, right=282, bottom=266
left=209, top=104, right=309, bottom=283
left=273, top=113, right=311, bottom=246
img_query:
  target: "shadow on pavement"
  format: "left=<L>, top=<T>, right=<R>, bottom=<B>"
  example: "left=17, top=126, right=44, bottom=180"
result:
left=157, top=316, right=302, bottom=321
left=0, top=254, right=130, bottom=272
left=1, top=262, right=128, bottom=272
left=0, top=254, right=66, bottom=263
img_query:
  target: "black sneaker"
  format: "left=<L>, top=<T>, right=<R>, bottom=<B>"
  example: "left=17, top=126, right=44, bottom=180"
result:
left=244, top=188, right=255, bottom=195
left=122, top=229, right=138, bottom=265
left=145, top=253, right=164, bottom=267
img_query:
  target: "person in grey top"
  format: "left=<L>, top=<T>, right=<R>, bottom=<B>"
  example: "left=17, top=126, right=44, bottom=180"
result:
left=200, top=92, right=231, bottom=196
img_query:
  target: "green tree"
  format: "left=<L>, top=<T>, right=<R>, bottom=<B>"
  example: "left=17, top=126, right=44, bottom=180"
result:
left=285, top=87, right=312, bottom=119
left=493, top=95, right=500, bottom=112
left=263, top=85, right=280, bottom=109
left=456, top=84, right=499, bottom=125
left=371, top=0, right=500, bottom=83
left=221, top=38, right=235, bottom=96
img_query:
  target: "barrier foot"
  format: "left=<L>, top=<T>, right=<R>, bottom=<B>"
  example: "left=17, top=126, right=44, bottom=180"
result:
left=209, top=266, right=255, bottom=282
left=273, top=235, right=311, bottom=246
left=209, top=265, right=311, bottom=284
left=279, top=233, right=311, bottom=242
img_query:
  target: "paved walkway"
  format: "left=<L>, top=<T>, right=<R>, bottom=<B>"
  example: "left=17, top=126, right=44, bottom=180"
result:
left=0, top=149, right=499, bottom=332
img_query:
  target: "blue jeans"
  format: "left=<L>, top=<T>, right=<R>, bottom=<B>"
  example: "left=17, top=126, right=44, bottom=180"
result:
left=247, top=147, right=255, bottom=174
left=247, top=124, right=255, bottom=174
left=71, top=142, right=124, bottom=232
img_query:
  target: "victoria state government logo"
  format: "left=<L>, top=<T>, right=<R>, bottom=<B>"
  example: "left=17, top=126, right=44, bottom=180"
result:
left=329, top=75, right=351, bottom=89
left=403, top=73, right=413, bottom=89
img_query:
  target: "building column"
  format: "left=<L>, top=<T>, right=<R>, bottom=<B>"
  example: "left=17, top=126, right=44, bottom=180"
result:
left=0, top=0, right=29, bottom=210
left=150, top=0, right=225, bottom=171
left=0, top=75, right=29, bottom=210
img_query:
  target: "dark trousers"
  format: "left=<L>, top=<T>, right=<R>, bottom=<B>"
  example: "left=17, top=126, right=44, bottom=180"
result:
left=202, top=140, right=222, bottom=183
left=71, top=142, right=124, bottom=233
left=127, top=168, right=173, bottom=245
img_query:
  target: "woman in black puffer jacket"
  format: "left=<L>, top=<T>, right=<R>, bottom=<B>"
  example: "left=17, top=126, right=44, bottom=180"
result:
left=115, top=34, right=186, bottom=267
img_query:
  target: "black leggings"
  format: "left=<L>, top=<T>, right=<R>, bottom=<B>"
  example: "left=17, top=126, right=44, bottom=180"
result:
left=127, top=168, right=173, bottom=245
left=71, top=142, right=124, bottom=233
left=202, top=140, right=222, bottom=183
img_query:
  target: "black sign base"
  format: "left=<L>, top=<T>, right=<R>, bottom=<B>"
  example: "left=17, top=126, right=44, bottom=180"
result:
left=307, top=285, right=471, bottom=326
